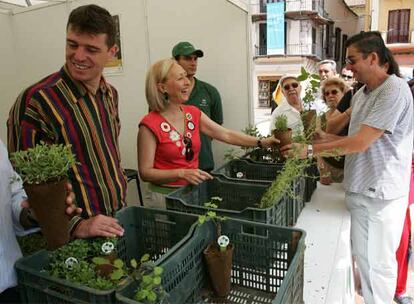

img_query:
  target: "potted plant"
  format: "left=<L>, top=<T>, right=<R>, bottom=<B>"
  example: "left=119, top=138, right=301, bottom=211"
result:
left=10, top=142, right=77, bottom=250
left=199, top=197, right=234, bottom=298
left=272, top=114, right=292, bottom=147
left=297, top=67, right=320, bottom=140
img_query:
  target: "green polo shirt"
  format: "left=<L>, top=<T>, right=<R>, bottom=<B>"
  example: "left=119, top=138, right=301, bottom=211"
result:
left=186, top=78, right=223, bottom=171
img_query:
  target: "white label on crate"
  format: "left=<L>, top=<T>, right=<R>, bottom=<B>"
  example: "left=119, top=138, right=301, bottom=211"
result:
left=65, top=257, right=78, bottom=269
left=101, top=242, right=115, bottom=255
left=236, top=172, right=244, bottom=178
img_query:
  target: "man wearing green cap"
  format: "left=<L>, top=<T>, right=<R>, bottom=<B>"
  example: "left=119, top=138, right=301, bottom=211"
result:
left=172, top=41, right=223, bottom=172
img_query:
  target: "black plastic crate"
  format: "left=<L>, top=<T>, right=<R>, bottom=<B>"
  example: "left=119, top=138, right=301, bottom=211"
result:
left=212, top=159, right=284, bottom=184
left=166, top=177, right=288, bottom=226
left=16, top=207, right=198, bottom=304
left=116, top=217, right=306, bottom=304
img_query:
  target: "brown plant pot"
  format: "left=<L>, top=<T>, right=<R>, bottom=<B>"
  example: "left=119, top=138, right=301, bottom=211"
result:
left=203, top=242, right=234, bottom=298
left=24, top=178, right=70, bottom=250
left=95, top=263, right=116, bottom=278
left=272, top=128, right=293, bottom=147
left=301, top=110, right=317, bottom=137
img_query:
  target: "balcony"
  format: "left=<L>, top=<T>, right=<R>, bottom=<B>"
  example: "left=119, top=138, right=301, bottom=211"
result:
left=251, top=0, right=330, bottom=24
left=285, top=0, right=330, bottom=24
left=254, top=43, right=322, bottom=59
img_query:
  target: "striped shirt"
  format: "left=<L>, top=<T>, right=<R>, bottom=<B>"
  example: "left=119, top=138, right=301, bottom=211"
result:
left=7, top=66, right=127, bottom=232
left=344, top=75, right=413, bottom=200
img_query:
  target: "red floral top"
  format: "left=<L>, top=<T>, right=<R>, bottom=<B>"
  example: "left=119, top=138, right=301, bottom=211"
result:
left=140, top=105, right=201, bottom=186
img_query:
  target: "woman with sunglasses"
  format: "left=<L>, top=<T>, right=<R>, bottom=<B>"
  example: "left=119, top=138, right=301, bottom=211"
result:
left=138, top=58, right=279, bottom=208
left=318, top=78, right=348, bottom=185
left=268, top=75, right=304, bottom=136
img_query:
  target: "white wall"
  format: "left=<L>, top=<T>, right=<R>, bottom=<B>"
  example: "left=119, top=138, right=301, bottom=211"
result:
left=0, top=0, right=250, bottom=201
left=0, top=12, right=18, bottom=143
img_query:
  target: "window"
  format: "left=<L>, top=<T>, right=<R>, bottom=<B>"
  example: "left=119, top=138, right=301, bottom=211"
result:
left=387, top=9, right=410, bottom=43
left=334, top=27, right=342, bottom=61
left=341, top=34, right=348, bottom=65
left=325, top=23, right=334, bottom=58
left=259, top=23, right=267, bottom=55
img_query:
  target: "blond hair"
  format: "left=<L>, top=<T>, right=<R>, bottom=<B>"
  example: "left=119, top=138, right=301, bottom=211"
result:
left=145, top=58, right=176, bottom=112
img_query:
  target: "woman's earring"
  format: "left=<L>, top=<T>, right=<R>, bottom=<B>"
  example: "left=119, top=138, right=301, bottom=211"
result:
left=163, top=92, right=169, bottom=102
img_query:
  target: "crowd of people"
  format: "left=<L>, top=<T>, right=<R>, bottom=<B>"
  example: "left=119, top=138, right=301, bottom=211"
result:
left=1, top=4, right=414, bottom=304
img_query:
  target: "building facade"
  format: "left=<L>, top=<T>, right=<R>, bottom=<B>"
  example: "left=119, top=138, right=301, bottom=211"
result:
left=251, top=0, right=359, bottom=109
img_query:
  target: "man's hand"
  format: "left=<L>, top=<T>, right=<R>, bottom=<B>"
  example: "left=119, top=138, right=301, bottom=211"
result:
left=261, top=137, right=280, bottom=149
left=73, top=214, right=125, bottom=238
left=63, top=183, right=82, bottom=217
left=280, top=143, right=307, bottom=159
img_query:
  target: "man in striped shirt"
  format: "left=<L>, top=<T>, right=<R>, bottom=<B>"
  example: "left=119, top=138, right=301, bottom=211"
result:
left=7, top=4, right=126, bottom=239
left=282, top=31, right=413, bottom=303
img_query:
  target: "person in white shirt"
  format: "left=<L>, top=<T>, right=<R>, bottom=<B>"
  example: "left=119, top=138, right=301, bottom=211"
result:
left=0, top=139, right=80, bottom=303
left=269, top=75, right=304, bottom=136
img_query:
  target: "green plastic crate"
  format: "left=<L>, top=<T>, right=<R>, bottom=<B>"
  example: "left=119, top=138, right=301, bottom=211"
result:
left=116, top=217, right=306, bottom=304
left=166, top=177, right=288, bottom=226
left=16, top=207, right=198, bottom=304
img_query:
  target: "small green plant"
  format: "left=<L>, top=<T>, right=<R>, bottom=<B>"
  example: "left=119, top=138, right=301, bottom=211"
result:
left=47, top=237, right=125, bottom=290
left=297, top=67, right=320, bottom=111
left=10, top=142, right=77, bottom=184
left=273, top=114, right=289, bottom=132
left=198, top=197, right=226, bottom=238
left=17, top=232, right=47, bottom=256
left=132, top=254, right=167, bottom=303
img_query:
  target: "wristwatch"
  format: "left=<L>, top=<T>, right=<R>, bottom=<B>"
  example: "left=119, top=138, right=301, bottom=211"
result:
left=307, top=144, right=313, bottom=159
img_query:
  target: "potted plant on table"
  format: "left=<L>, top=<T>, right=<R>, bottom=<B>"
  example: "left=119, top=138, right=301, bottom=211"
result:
left=10, top=142, right=77, bottom=250
left=199, top=197, right=234, bottom=298
left=272, top=114, right=293, bottom=147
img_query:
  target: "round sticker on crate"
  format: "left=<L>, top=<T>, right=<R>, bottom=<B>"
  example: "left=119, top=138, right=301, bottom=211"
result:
left=217, top=235, right=230, bottom=252
left=65, top=257, right=78, bottom=269
left=236, top=172, right=244, bottom=179
left=101, top=242, right=115, bottom=255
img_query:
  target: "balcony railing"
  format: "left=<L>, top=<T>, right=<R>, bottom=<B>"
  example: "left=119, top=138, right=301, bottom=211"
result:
left=251, top=0, right=328, bottom=20
left=255, top=43, right=323, bottom=58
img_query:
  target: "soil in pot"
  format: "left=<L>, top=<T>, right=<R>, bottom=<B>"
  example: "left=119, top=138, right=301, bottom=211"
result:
left=203, top=242, right=234, bottom=298
left=301, top=110, right=317, bottom=138
left=95, top=263, right=116, bottom=278
left=24, top=178, right=70, bottom=250
left=272, top=128, right=293, bottom=147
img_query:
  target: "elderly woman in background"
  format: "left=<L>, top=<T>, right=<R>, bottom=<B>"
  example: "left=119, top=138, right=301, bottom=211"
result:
left=138, top=58, right=278, bottom=208
left=318, top=77, right=348, bottom=185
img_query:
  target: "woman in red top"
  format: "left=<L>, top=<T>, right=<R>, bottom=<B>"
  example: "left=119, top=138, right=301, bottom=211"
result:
left=138, top=59, right=278, bottom=207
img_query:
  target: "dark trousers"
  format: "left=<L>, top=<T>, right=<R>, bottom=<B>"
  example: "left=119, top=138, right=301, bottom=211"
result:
left=0, top=287, right=21, bottom=303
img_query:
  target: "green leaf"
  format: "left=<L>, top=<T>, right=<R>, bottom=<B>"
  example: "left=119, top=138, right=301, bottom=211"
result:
left=92, top=257, right=109, bottom=265
left=135, top=290, right=148, bottom=300
left=140, top=254, right=150, bottom=263
left=153, top=276, right=162, bottom=285
left=110, top=269, right=124, bottom=280
left=113, top=259, right=124, bottom=269
left=147, top=291, right=157, bottom=302
left=130, top=258, right=138, bottom=269
left=207, top=211, right=216, bottom=218
left=198, top=215, right=206, bottom=224
left=153, top=267, right=163, bottom=276
left=142, top=275, right=152, bottom=284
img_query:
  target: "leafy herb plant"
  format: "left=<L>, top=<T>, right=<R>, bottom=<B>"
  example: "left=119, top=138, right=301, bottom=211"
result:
left=198, top=197, right=226, bottom=238
left=273, top=114, right=289, bottom=132
left=132, top=254, right=167, bottom=303
left=10, top=142, right=77, bottom=184
left=296, top=67, right=320, bottom=111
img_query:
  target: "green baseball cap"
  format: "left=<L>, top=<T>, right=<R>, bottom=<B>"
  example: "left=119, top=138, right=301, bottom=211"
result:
left=172, top=42, right=204, bottom=58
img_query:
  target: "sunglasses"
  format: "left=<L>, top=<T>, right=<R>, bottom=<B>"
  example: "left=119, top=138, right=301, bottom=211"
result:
left=183, top=136, right=194, bottom=161
left=324, top=89, right=339, bottom=96
left=345, top=57, right=356, bottom=65
left=341, top=74, right=353, bottom=80
left=283, top=82, right=299, bottom=91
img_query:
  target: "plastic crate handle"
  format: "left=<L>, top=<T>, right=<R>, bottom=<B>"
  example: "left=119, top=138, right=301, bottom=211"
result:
left=240, top=224, right=269, bottom=239
left=44, top=286, right=92, bottom=304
